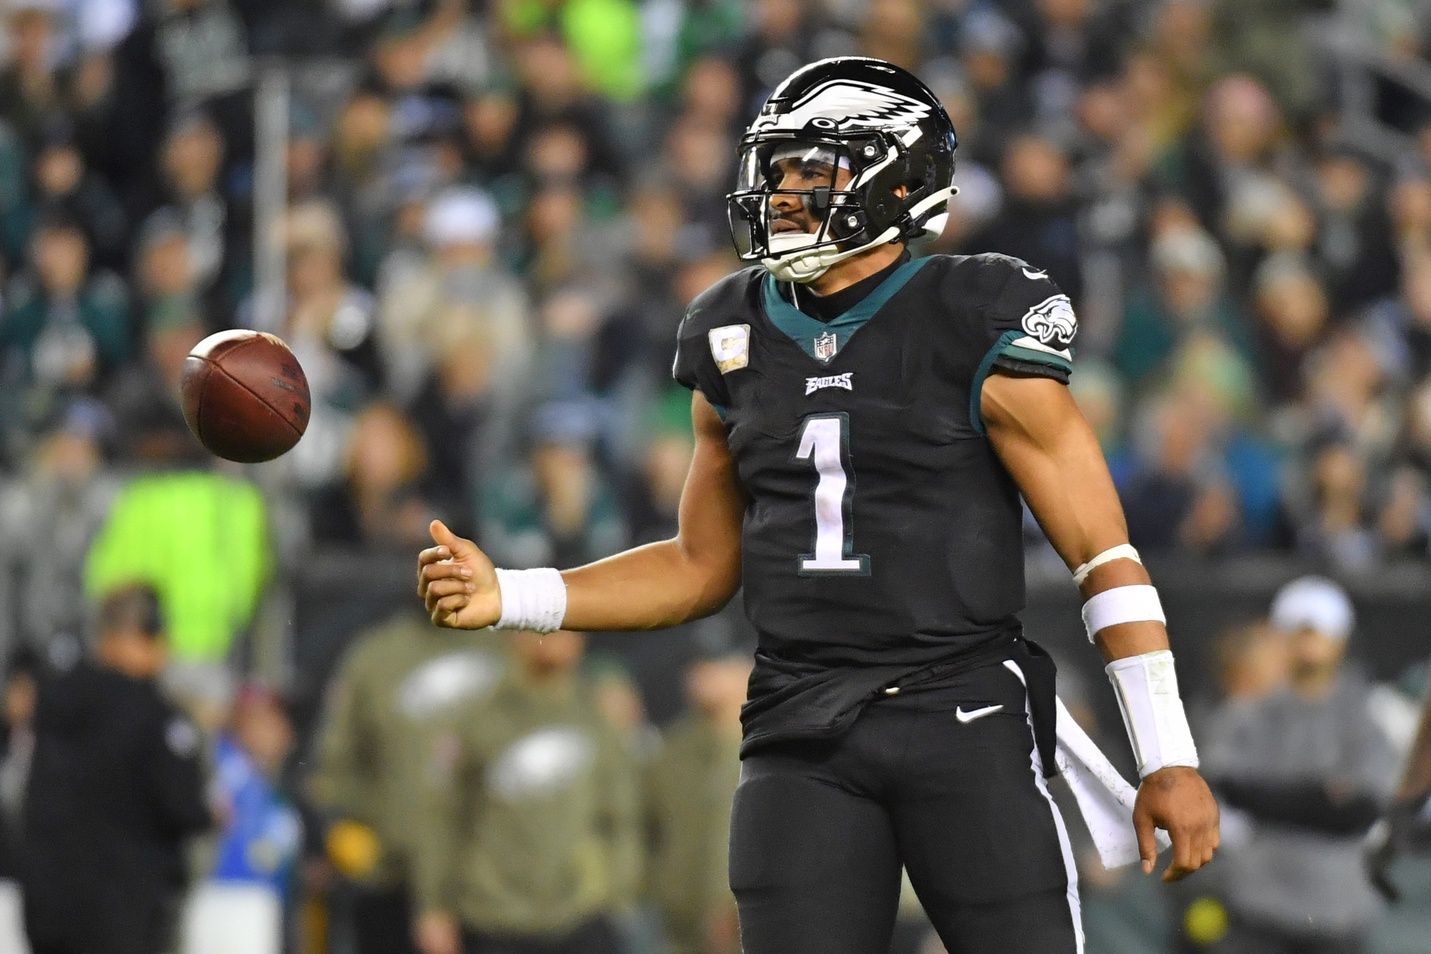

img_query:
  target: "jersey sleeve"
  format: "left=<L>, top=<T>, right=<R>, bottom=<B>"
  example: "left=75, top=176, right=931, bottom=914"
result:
left=974, top=254, right=1077, bottom=385
left=671, top=301, right=735, bottom=418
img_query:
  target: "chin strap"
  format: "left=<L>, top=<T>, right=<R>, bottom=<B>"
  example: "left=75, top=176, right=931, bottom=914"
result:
left=762, top=226, right=902, bottom=283
left=760, top=186, right=955, bottom=284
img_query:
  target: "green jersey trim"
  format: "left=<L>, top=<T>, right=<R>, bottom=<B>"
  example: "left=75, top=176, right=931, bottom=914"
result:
left=969, top=329, right=1075, bottom=435
left=970, top=330, right=1020, bottom=436
left=761, top=257, right=933, bottom=362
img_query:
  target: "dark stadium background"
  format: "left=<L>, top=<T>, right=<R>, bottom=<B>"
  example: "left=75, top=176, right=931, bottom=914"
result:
left=0, top=0, right=1429, bottom=952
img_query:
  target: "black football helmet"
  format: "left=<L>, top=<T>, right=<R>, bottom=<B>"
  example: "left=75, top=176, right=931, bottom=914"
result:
left=726, top=57, right=958, bottom=283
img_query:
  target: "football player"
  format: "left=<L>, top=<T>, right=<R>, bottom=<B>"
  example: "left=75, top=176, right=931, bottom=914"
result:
left=418, top=57, right=1218, bottom=953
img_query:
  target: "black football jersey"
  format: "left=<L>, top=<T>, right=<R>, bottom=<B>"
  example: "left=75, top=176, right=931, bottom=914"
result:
left=672, top=253, right=1077, bottom=743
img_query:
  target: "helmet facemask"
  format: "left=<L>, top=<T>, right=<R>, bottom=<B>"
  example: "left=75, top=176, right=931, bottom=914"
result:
left=729, top=132, right=904, bottom=283
left=727, top=130, right=954, bottom=284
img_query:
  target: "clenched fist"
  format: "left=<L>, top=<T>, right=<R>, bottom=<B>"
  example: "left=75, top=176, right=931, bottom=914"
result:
left=416, top=520, right=501, bottom=629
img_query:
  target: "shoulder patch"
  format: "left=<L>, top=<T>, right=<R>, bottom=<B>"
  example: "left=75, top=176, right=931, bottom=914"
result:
left=1019, top=294, right=1077, bottom=350
left=708, top=324, right=751, bottom=374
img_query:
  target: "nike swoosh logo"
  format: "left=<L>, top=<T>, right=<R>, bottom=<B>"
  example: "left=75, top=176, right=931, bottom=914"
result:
left=1022, top=267, right=1048, bottom=280
left=955, top=704, right=1004, bottom=724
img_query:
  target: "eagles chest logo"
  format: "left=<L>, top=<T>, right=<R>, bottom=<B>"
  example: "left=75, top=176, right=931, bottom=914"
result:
left=813, top=331, right=839, bottom=362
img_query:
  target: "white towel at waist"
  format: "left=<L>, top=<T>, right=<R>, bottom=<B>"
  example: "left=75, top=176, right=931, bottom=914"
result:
left=1054, top=694, right=1172, bottom=869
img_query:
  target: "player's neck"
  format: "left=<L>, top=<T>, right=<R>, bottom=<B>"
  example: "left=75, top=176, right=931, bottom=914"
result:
left=806, top=242, right=906, bottom=297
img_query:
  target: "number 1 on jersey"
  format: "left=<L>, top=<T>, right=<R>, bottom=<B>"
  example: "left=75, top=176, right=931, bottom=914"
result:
left=795, top=413, right=870, bottom=575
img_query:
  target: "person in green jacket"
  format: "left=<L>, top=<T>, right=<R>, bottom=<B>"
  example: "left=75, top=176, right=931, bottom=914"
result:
left=644, top=649, right=748, bottom=954
left=307, top=612, right=506, bottom=954
left=414, top=629, right=640, bottom=954
left=83, top=468, right=270, bottom=663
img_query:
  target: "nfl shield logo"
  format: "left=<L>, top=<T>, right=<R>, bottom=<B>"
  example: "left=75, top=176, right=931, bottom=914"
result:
left=813, top=331, right=838, bottom=362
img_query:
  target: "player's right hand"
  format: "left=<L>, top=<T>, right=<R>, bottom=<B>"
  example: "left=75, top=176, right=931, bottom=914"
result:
left=418, top=520, right=500, bottom=629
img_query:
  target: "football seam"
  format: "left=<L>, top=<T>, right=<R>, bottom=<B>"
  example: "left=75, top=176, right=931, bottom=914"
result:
left=205, top=356, right=305, bottom=440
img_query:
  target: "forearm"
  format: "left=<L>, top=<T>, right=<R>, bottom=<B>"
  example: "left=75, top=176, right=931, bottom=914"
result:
left=1217, top=778, right=1381, bottom=834
left=560, top=537, right=740, bottom=631
left=1082, top=561, right=1170, bottom=662
left=985, top=374, right=1194, bottom=776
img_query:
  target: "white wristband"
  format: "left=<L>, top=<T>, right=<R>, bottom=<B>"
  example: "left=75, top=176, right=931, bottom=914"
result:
left=1105, top=650, right=1199, bottom=778
left=1072, top=544, right=1142, bottom=585
left=493, top=567, right=567, bottom=633
left=1081, top=584, right=1165, bottom=643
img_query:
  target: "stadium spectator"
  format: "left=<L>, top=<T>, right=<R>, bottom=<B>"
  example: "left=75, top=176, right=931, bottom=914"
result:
left=143, top=112, right=239, bottom=310
left=21, top=583, right=212, bottom=954
left=406, top=310, right=510, bottom=531
left=0, top=2, right=1430, bottom=948
left=1251, top=253, right=1332, bottom=403
left=132, top=210, right=203, bottom=334
left=309, top=401, right=442, bottom=547
left=82, top=447, right=271, bottom=663
left=458, top=84, right=522, bottom=187
left=967, top=132, right=1082, bottom=303
left=507, top=32, right=624, bottom=185
left=1, top=210, right=132, bottom=414
left=501, top=0, right=643, bottom=102
left=644, top=649, right=748, bottom=954
left=1309, top=146, right=1400, bottom=313
left=1201, top=577, right=1397, bottom=953
left=0, top=401, right=116, bottom=650
left=0, top=1, right=69, bottom=149
left=1115, top=225, right=1247, bottom=392
left=101, top=210, right=208, bottom=461
left=480, top=399, right=625, bottom=569
left=1160, top=75, right=1290, bottom=252
left=1117, top=393, right=1239, bottom=553
left=307, top=611, right=503, bottom=954
left=182, top=684, right=301, bottom=954
left=1209, top=0, right=1333, bottom=122
left=376, top=185, right=531, bottom=406
left=279, top=199, right=382, bottom=396
left=414, top=629, right=640, bottom=954
left=29, top=117, right=128, bottom=270
left=622, top=391, right=695, bottom=546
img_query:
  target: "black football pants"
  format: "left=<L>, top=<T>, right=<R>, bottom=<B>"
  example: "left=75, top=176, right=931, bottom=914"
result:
left=728, top=659, right=1082, bottom=954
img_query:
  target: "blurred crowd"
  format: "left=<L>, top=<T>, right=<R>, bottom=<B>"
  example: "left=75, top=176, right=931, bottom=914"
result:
left=0, top=0, right=1429, bottom=952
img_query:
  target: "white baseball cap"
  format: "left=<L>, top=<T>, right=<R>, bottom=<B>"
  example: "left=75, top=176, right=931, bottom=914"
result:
left=1269, top=576, right=1355, bottom=641
left=424, top=186, right=499, bottom=247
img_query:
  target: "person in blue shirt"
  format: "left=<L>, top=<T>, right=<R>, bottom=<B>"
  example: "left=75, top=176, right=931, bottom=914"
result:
left=210, top=685, right=302, bottom=897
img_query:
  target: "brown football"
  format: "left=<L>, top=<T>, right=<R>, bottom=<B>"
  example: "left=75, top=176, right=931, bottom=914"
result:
left=180, top=330, right=310, bottom=463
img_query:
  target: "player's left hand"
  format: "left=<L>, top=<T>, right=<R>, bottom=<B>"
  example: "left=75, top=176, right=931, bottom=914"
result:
left=1134, top=765, right=1219, bottom=882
